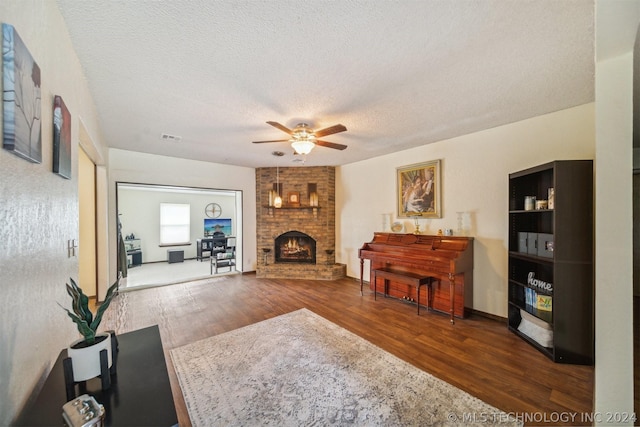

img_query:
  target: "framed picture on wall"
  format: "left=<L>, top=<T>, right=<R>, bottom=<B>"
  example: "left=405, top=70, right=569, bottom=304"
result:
left=397, top=159, right=441, bottom=218
left=53, top=95, right=71, bottom=179
left=2, top=23, right=42, bottom=163
left=287, top=191, right=300, bottom=206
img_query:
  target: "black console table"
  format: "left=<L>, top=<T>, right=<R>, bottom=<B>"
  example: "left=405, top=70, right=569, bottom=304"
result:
left=14, top=325, right=178, bottom=426
left=197, top=236, right=234, bottom=261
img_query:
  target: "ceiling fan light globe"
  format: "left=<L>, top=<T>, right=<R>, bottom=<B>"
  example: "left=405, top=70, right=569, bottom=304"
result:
left=291, top=140, right=315, bottom=155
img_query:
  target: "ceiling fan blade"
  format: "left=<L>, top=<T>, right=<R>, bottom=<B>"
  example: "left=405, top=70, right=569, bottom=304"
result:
left=314, top=124, right=347, bottom=138
left=252, top=139, right=289, bottom=144
left=316, top=139, right=347, bottom=150
left=266, top=121, right=293, bottom=135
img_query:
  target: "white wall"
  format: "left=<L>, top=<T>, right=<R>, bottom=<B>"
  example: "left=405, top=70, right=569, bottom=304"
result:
left=593, top=0, right=639, bottom=422
left=117, top=186, right=237, bottom=262
left=337, top=103, right=595, bottom=317
left=0, top=1, right=107, bottom=424
left=108, top=149, right=257, bottom=288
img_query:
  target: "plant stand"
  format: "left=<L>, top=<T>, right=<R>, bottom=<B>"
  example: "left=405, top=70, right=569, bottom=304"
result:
left=62, top=331, right=119, bottom=401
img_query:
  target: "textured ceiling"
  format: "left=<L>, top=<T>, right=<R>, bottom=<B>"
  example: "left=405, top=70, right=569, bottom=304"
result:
left=56, top=0, right=594, bottom=168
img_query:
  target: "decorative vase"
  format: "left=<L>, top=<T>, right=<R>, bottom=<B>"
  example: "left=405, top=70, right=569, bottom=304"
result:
left=381, top=213, right=391, bottom=232
left=67, top=332, right=112, bottom=382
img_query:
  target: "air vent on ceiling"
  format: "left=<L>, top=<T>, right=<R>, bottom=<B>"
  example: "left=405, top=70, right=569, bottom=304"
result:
left=160, top=133, right=182, bottom=143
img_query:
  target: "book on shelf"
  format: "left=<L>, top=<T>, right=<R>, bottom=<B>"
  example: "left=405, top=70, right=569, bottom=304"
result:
left=523, top=286, right=553, bottom=320
left=537, top=294, right=552, bottom=312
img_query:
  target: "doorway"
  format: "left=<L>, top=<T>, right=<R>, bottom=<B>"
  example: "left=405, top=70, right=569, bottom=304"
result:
left=78, top=147, right=97, bottom=297
left=116, top=182, right=242, bottom=289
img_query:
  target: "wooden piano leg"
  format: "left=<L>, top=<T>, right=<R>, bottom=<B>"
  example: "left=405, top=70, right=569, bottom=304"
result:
left=449, top=273, right=455, bottom=325
left=429, top=278, right=436, bottom=311
left=374, top=271, right=378, bottom=300
left=360, top=259, right=364, bottom=296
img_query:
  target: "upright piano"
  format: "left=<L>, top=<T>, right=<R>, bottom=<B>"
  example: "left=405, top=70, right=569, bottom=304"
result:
left=359, top=232, right=474, bottom=323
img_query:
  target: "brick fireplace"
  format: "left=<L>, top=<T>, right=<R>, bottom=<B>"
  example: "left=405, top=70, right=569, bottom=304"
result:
left=255, top=166, right=346, bottom=280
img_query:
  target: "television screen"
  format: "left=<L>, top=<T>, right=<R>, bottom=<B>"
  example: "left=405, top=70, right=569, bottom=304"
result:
left=204, top=218, right=232, bottom=237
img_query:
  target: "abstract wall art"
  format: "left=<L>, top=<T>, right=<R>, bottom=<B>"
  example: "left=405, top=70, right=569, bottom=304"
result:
left=2, top=23, right=42, bottom=163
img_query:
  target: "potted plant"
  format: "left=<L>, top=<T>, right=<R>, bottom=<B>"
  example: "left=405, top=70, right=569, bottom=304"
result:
left=60, top=278, right=119, bottom=382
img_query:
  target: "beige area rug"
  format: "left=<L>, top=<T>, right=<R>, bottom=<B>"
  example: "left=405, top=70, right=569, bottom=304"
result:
left=170, top=309, right=521, bottom=426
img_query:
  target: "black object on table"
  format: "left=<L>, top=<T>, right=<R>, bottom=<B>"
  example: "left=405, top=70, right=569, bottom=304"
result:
left=14, top=325, right=178, bottom=426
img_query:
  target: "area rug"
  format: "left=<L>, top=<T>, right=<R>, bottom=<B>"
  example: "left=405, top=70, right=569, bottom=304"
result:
left=170, top=308, right=521, bottom=426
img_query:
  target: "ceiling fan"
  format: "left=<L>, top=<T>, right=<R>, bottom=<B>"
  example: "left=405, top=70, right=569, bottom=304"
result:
left=252, top=121, right=347, bottom=155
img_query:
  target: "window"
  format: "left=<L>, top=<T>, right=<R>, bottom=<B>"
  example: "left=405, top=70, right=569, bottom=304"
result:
left=160, top=203, right=190, bottom=245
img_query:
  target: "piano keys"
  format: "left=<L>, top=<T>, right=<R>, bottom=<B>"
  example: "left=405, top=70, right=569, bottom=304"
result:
left=359, top=232, right=474, bottom=323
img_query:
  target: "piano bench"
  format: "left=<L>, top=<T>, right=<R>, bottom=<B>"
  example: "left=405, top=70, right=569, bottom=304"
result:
left=372, top=268, right=437, bottom=315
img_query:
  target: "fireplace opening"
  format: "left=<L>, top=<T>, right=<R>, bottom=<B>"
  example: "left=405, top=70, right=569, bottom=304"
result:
left=275, top=231, right=316, bottom=264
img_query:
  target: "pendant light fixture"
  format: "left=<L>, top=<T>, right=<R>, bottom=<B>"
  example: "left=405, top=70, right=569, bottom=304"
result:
left=291, top=138, right=315, bottom=155
left=290, top=123, right=316, bottom=155
left=274, top=165, right=282, bottom=208
left=273, top=151, right=284, bottom=208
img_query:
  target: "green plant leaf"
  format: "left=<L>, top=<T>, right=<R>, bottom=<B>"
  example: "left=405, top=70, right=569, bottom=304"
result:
left=90, top=280, right=119, bottom=332
left=65, top=282, right=82, bottom=318
left=61, top=277, right=119, bottom=345
left=59, top=304, right=96, bottom=344
left=67, top=278, right=93, bottom=325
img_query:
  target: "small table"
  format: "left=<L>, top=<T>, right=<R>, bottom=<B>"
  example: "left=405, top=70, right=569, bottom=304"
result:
left=15, top=325, right=178, bottom=426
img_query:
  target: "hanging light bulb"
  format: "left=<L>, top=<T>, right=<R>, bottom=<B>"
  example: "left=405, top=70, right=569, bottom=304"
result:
left=274, top=164, right=282, bottom=208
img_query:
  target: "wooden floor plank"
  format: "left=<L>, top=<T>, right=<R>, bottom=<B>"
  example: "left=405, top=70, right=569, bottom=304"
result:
left=102, top=274, right=594, bottom=426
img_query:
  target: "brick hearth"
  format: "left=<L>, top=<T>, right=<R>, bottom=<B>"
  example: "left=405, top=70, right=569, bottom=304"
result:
left=255, top=166, right=346, bottom=280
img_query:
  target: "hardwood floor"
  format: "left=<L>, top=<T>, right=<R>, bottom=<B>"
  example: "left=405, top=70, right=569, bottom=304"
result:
left=101, top=274, right=594, bottom=426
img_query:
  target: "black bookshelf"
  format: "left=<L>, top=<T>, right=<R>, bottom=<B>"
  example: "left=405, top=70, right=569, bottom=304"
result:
left=507, top=160, right=594, bottom=364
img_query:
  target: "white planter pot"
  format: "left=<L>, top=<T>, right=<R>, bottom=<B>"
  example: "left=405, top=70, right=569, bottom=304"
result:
left=67, top=332, right=112, bottom=382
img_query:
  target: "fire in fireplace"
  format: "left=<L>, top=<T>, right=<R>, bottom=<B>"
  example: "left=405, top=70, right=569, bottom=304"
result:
left=275, top=231, right=316, bottom=264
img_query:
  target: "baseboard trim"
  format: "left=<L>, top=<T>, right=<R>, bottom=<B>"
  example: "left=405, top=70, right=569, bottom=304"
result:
left=469, top=308, right=507, bottom=323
